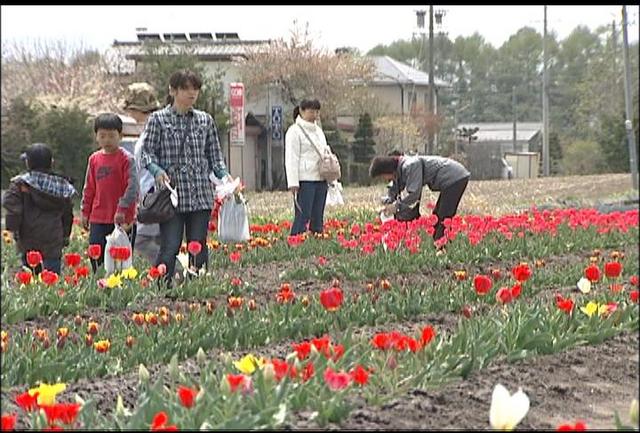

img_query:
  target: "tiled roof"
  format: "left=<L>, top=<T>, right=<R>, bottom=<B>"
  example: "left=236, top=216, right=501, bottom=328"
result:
left=368, top=55, right=449, bottom=87
left=457, top=122, right=542, bottom=142
left=105, top=40, right=271, bottom=75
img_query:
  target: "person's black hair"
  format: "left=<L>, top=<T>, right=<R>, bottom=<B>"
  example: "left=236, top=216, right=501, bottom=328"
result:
left=21, top=143, right=53, bottom=171
left=166, top=69, right=203, bottom=105
left=388, top=150, right=404, bottom=156
left=293, top=98, right=321, bottom=121
left=369, top=155, right=400, bottom=178
left=93, top=113, right=123, bottom=133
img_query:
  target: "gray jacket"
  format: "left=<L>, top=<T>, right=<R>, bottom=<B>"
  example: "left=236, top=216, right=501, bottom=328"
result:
left=386, top=155, right=470, bottom=213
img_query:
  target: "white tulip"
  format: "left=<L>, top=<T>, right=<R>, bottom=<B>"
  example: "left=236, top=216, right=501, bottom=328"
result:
left=489, top=383, right=530, bottom=430
left=577, top=277, right=591, bottom=294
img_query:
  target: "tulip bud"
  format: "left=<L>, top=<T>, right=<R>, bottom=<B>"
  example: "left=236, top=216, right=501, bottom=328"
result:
left=219, top=351, right=233, bottom=365
left=630, top=399, right=638, bottom=426
left=262, top=362, right=276, bottom=384
left=220, top=376, right=231, bottom=395
left=168, top=354, right=180, bottom=381
left=138, top=363, right=150, bottom=384
left=385, top=355, right=397, bottom=370
left=197, top=347, right=207, bottom=366
left=74, top=315, right=83, bottom=326
left=125, top=336, right=135, bottom=348
left=301, top=296, right=310, bottom=307
left=115, top=394, right=131, bottom=418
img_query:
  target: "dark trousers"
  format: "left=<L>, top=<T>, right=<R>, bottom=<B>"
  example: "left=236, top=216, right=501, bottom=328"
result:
left=89, top=223, right=137, bottom=273
left=21, top=254, right=61, bottom=275
left=157, top=209, right=210, bottom=285
left=432, top=177, right=469, bottom=242
left=291, top=181, right=328, bottom=235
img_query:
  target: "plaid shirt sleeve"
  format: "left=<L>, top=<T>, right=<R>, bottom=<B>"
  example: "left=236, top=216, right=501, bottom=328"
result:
left=204, top=113, right=228, bottom=179
left=140, top=113, right=162, bottom=173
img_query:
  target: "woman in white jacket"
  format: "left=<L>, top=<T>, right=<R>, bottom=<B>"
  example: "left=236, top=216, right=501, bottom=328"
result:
left=285, top=98, right=331, bottom=235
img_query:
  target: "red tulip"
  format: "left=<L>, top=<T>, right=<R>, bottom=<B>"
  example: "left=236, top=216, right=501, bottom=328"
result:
left=323, top=367, right=351, bottom=391
left=148, top=266, right=161, bottom=279
left=292, top=341, right=311, bottom=360
left=496, top=287, right=512, bottom=304
left=319, top=286, right=343, bottom=312
left=630, top=275, right=639, bottom=287
left=15, top=271, right=32, bottom=285
left=150, top=411, right=178, bottom=431
left=157, top=264, right=167, bottom=276
left=41, top=402, right=81, bottom=425
left=177, top=385, right=198, bottom=408
left=75, top=266, right=90, bottom=279
left=63, top=253, right=82, bottom=268
left=556, top=420, right=587, bottom=431
left=421, top=325, right=436, bottom=346
left=603, top=261, right=622, bottom=279
left=630, top=290, right=639, bottom=304
left=461, top=305, right=473, bottom=318
left=510, top=283, right=522, bottom=299
left=1, top=413, right=16, bottom=431
left=87, top=244, right=102, bottom=260
left=40, top=270, right=59, bottom=286
left=229, top=251, right=241, bottom=263
left=555, top=294, right=574, bottom=314
left=26, top=250, right=43, bottom=268
left=350, top=365, right=370, bottom=385
left=584, top=264, right=600, bottom=283
left=473, top=274, right=493, bottom=295
left=512, top=263, right=532, bottom=282
left=187, top=241, right=202, bottom=256
left=15, top=391, right=39, bottom=411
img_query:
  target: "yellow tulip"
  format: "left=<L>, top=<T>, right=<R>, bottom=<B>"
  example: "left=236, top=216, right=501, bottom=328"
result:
left=580, top=301, right=599, bottom=318
left=120, top=267, right=138, bottom=279
left=28, top=382, right=66, bottom=406
left=233, top=354, right=265, bottom=375
left=106, top=273, right=122, bottom=288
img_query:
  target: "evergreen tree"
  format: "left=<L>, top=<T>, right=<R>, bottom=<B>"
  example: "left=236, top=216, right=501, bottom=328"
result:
left=352, top=113, right=376, bottom=164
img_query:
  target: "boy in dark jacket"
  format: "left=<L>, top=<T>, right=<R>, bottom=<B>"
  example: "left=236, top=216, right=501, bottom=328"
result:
left=369, top=154, right=471, bottom=247
left=3, top=143, right=76, bottom=275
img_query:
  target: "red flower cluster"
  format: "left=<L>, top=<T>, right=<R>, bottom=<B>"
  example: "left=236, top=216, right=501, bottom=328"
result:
left=15, top=390, right=81, bottom=428
left=371, top=325, right=436, bottom=352
left=556, top=421, right=587, bottom=431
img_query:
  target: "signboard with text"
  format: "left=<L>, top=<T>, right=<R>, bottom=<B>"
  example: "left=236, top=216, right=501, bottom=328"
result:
left=229, top=82, right=245, bottom=145
left=271, top=105, right=282, bottom=141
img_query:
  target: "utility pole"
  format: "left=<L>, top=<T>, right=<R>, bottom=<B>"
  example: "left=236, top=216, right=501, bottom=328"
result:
left=266, top=83, right=273, bottom=190
left=512, top=85, right=517, bottom=152
left=621, top=5, right=639, bottom=190
left=427, top=5, right=435, bottom=154
left=542, top=5, right=550, bottom=176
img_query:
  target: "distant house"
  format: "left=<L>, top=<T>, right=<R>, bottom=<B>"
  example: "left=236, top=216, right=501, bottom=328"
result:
left=338, top=55, right=449, bottom=130
left=455, top=122, right=542, bottom=180
left=105, top=30, right=277, bottom=191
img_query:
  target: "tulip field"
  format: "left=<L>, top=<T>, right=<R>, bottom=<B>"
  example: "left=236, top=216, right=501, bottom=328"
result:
left=1, top=174, right=639, bottom=431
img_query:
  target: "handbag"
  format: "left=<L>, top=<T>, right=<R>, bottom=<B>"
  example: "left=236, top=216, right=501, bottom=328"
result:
left=297, top=124, right=341, bottom=182
left=137, top=181, right=178, bottom=224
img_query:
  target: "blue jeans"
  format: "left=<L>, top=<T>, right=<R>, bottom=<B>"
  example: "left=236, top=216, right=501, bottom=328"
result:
left=21, top=254, right=61, bottom=275
left=291, top=181, right=328, bottom=235
left=89, top=223, right=137, bottom=273
left=157, top=209, right=210, bottom=285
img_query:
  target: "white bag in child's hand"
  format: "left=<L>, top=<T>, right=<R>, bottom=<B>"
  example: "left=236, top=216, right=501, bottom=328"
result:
left=104, top=225, right=133, bottom=275
left=326, top=180, right=344, bottom=207
left=217, top=195, right=250, bottom=243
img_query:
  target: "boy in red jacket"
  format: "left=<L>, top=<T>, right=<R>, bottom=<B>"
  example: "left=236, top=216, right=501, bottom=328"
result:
left=81, top=113, right=138, bottom=272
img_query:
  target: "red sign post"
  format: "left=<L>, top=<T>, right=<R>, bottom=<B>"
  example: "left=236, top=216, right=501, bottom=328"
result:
left=229, top=82, right=245, bottom=145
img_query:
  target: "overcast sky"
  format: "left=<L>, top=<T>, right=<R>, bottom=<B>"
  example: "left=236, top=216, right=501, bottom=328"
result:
left=2, top=5, right=639, bottom=55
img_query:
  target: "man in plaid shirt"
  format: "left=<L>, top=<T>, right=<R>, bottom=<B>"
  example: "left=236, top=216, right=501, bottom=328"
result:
left=140, top=69, right=231, bottom=285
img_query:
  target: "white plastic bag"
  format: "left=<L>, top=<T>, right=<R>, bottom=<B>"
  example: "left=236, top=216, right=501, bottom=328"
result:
left=210, top=174, right=241, bottom=201
left=217, top=196, right=250, bottom=243
left=326, top=181, right=344, bottom=207
left=104, top=225, right=133, bottom=275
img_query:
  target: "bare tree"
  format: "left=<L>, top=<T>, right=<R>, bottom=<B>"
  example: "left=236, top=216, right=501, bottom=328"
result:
left=1, top=38, right=123, bottom=114
left=235, top=22, right=377, bottom=127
